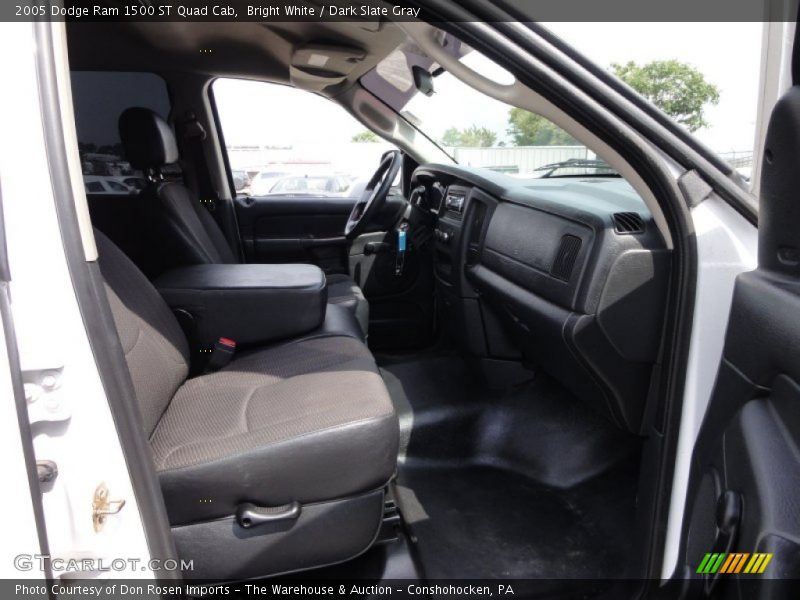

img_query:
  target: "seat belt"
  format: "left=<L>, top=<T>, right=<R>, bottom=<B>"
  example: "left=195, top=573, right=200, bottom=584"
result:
left=179, top=111, right=245, bottom=262
left=179, top=111, right=217, bottom=210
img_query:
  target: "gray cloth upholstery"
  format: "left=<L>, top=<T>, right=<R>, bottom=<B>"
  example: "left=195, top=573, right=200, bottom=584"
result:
left=97, top=231, right=189, bottom=435
left=95, top=230, right=398, bottom=527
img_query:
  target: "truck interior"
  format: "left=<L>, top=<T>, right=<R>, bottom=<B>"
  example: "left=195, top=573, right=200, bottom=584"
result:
left=54, top=10, right=761, bottom=596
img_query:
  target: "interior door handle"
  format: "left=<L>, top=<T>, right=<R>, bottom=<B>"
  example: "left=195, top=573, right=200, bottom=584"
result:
left=235, top=195, right=256, bottom=208
left=364, top=242, right=391, bottom=255
left=236, top=501, right=301, bottom=529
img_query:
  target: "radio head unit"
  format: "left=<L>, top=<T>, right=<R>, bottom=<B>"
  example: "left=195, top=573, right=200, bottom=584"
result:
left=445, top=192, right=465, bottom=213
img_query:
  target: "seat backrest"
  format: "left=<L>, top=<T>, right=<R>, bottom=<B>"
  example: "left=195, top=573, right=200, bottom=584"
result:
left=87, top=192, right=165, bottom=279
left=95, top=229, right=190, bottom=436
left=118, top=107, right=237, bottom=266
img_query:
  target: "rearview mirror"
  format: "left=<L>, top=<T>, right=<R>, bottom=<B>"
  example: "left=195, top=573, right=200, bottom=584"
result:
left=412, top=66, right=435, bottom=97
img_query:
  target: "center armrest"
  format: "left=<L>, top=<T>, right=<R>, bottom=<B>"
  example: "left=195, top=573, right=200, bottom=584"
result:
left=154, top=264, right=327, bottom=348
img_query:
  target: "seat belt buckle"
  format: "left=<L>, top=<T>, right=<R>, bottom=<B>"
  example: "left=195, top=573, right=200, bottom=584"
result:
left=206, top=337, right=236, bottom=372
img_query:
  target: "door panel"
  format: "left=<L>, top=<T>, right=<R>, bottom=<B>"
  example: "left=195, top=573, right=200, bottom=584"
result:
left=674, top=86, right=800, bottom=596
left=234, top=195, right=353, bottom=273
left=679, top=274, right=800, bottom=594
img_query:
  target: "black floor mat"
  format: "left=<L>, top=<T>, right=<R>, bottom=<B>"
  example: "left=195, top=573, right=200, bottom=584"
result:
left=396, top=461, right=638, bottom=580
left=379, top=352, right=642, bottom=585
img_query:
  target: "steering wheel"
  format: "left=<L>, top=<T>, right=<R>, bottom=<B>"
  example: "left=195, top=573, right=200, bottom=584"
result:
left=344, top=150, right=402, bottom=240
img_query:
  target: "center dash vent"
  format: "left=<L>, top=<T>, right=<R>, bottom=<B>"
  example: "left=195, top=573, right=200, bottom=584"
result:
left=612, top=212, right=645, bottom=234
left=550, top=235, right=582, bottom=281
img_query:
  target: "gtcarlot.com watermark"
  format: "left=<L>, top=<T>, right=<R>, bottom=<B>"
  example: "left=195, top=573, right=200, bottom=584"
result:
left=14, top=554, right=193, bottom=573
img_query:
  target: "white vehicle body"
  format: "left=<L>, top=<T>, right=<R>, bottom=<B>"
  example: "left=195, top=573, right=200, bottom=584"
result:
left=83, top=175, right=134, bottom=195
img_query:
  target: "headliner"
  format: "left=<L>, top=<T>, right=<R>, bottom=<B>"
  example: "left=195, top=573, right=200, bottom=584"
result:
left=67, top=20, right=408, bottom=91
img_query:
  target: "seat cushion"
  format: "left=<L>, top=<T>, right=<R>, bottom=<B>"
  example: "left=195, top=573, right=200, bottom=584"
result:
left=151, top=335, right=398, bottom=525
left=326, top=273, right=369, bottom=335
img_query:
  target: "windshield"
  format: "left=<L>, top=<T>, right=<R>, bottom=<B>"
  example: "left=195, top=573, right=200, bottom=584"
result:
left=362, top=34, right=754, bottom=184
left=362, top=44, right=603, bottom=180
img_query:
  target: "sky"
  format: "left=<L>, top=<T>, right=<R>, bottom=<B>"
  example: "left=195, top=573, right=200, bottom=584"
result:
left=213, top=79, right=369, bottom=148
left=212, top=23, right=766, bottom=158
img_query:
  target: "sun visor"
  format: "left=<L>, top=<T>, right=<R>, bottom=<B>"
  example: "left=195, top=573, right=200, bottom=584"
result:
left=290, top=43, right=367, bottom=91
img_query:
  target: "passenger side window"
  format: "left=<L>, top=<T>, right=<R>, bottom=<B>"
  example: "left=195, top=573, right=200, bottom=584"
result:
left=212, top=79, right=395, bottom=198
left=70, top=71, right=172, bottom=196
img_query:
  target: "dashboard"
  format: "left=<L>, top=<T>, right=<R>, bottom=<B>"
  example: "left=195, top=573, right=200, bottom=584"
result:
left=411, top=163, right=671, bottom=433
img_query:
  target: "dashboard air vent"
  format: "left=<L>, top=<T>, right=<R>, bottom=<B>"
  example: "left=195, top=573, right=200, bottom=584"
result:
left=550, top=235, right=582, bottom=281
left=612, top=212, right=645, bottom=234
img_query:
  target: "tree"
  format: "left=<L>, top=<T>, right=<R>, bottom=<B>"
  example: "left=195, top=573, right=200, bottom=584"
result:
left=351, top=130, right=379, bottom=143
left=440, top=125, right=497, bottom=147
left=460, top=125, right=497, bottom=147
left=441, top=127, right=462, bottom=146
left=611, top=60, right=720, bottom=132
left=506, top=109, right=578, bottom=146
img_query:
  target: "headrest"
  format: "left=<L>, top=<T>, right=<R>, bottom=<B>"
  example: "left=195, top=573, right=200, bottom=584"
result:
left=118, top=107, right=179, bottom=171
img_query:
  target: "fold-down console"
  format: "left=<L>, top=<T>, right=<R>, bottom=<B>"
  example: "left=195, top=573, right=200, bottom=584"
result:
left=154, top=263, right=327, bottom=350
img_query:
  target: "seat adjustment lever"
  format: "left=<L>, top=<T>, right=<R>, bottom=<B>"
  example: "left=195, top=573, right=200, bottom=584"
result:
left=236, top=501, right=301, bottom=529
